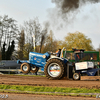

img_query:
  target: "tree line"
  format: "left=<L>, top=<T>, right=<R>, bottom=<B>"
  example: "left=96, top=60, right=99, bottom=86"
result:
left=0, top=15, right=96, bottom=60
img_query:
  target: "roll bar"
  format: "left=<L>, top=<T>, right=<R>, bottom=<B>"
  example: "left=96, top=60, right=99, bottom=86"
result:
left=60, top=47, right=67, bottom=58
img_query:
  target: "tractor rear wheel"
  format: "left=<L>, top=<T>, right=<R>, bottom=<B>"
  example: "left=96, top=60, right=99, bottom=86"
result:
left=44, top=59, right=65, bottom=80
left=73, top=73, right=80, bottom=80
left=30, top=66, right=39, bottom=73
left=20, top=63, right=30, bottom=74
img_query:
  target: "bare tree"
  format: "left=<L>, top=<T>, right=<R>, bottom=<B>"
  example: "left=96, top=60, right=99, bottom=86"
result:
left=0, top=15, right=19, bottom=51
left=22, top=18, right=49, bottom=53
left=39, top=22, right=49, bottom=53
left=42, top=30, right=58, bottom=53
left=22, top=18, right=41, bottom=51
left=39, top=30, right=47, bottom=53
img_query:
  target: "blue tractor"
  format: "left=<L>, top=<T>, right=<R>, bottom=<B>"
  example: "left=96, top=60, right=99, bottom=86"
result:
left=17, top=47, right=68, bottom=80
left=17, top=47, right=100, bottom=80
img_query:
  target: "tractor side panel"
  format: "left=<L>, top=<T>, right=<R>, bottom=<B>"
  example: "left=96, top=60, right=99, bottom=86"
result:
left=29, top=52, right=50, bottom=68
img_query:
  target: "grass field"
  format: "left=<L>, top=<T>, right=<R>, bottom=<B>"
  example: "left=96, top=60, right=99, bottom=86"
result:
left=0, top=84, right=99, bottom=97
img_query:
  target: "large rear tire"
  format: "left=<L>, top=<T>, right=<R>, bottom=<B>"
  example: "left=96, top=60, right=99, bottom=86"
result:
left=44, top=59, right=65, bottom=80
left=20, top=63, right=30, bottom=74
left=30, top=66, right=39, bottom=73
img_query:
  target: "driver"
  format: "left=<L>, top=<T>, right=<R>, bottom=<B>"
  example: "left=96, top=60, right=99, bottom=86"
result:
left=54, top=49, right=61, bottom=57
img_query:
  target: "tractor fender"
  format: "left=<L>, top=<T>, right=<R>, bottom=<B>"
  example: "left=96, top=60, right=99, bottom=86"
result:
left=17, top=60, right=21, bottom=64
left=47, top=57, right=64, bottom=62
left=47, top=57, right=68, bottom=65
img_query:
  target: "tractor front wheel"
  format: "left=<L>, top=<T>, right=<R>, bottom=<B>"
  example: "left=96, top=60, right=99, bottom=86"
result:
left=20, top=63, right=30, bottom=74
left=30, top=66, right=39, bottom=73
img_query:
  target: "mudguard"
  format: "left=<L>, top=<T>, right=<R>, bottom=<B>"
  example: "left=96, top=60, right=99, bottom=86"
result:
left=47, top=57, right=68, bottom=64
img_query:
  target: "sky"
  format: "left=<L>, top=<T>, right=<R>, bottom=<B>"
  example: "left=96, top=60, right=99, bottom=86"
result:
left=0, top=0, right=100, bottom=49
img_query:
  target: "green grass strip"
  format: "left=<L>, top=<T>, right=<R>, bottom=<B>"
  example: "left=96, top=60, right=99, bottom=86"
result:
left=5, top=74, right=45, bottom=77
left=0, top=84, right=100, bottom=93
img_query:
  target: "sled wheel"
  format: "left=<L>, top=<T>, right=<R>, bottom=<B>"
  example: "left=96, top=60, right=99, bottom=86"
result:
left=30, top=66, right=39, bottom=73
left=73, top=73, right=80, bottom=80
left=20, top=63, right=30, bottom=74
left=44, top=58, right=64, bottom=80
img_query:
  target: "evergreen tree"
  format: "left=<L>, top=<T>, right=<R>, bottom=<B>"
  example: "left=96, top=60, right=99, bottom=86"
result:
left=6, top=42, right=11, bottom=60
left=6, top=40, right=15, bottom=60
left=2, top=42, right=6, bottom=60
left=2, top=40, right=15, bottom=60
left=17, top=30, right=25, bottom=59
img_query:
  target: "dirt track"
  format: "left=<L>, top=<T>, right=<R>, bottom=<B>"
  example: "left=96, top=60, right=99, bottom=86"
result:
left=0, top=93, right=98, bottom=100
left=0, top=75, right=100, bottom=89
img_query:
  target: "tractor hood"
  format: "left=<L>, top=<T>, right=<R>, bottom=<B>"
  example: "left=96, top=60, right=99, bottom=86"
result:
left=29, top=52, right=50, bottom=60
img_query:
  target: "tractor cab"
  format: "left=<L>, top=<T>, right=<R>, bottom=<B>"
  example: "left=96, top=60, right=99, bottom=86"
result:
left=72, top=48, right=97, bottom=80
left=72, top=48, right=85, bottom=63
